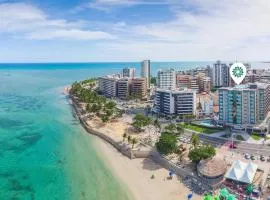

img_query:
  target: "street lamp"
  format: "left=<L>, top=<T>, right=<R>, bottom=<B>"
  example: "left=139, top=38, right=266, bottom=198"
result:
left=231, top=133, right=236, bottom=147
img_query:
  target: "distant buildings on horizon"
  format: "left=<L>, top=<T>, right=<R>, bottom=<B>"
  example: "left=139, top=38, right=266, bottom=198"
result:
left=96, top=59, right=270, bottom=131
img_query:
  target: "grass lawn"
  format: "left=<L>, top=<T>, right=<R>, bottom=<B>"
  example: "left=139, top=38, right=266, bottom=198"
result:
left=236, top=135, right=245, bottom=141
left=182, top=124, right=221, bottom=134
left=251, top=134, right=270, bottom=141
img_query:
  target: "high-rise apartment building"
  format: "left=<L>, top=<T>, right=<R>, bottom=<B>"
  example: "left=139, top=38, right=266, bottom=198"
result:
left=212, top=61, right=229, bottom=87
left=98, top=75, right=119, bottom=97
left=117, top=78, right=131, bottom=99
left=155, top=88, right=196, bottom=116
left=122, top=67, right=135, bottom=78
left=141, top=60, right=151, bottom=88
left=157, top=68, right=176, bottom=90
left=218, top=83, right=270, bottom=129
left=131, top=78, right=147, bottom=100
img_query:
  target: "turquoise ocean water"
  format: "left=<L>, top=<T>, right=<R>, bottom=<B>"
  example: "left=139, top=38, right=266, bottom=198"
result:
left=0, top=61, right=266, bottom=200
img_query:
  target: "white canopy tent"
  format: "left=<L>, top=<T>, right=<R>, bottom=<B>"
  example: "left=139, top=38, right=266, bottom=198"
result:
left=225, top=160, right=258, bottom=184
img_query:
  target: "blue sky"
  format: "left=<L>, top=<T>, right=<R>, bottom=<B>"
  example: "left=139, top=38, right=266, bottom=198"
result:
left=1, top=0, right=270, bottom=62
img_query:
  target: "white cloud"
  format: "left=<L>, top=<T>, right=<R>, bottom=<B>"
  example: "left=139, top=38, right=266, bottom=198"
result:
left=76, top=0, right=170, bottom=12
left=28, top=29, right=115, bottom=40
left=0, top=3, right=115, bottom=40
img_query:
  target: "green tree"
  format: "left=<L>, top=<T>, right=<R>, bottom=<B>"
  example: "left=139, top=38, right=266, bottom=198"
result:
left=156, top=133, right=178, bottom=155
left=188, top=145, right=216, bottom=164
left=101, top=115, right=109, bottom=123
left=164, top=123, right=184, bottom=136
left=150, top=76, right=157, bottom=85
left=131, top=138, right=138, bottom=148
left=191, top=133, right=200, bottom=148
left=123, top=133, right=127, bottom=142
left=132, top=114, right=151, bottom=132
left=153, top=119, right=161, bottom=133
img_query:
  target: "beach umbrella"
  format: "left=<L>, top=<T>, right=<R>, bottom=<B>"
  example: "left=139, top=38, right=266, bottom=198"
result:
left=187, top=193, right=193, bottom=200
left=203, top=194, right=213, bottom=200
left=214, top=195, right=220, bottom=200
left=227, top=194, right=237, bottom=200
left=246, top=184, right=254, bottom=195
left=219, top=188, right=229, bottom=198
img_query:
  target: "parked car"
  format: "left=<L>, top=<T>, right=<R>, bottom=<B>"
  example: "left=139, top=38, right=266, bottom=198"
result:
left=251, top=155, right=256, bottom=160
left=260, top=155, right=266, bottom=161
left=245, top=153, right=250, bottom=159
left=229, top=143, right=237, bottom=149
left=267, top=156, right=270, bottom=162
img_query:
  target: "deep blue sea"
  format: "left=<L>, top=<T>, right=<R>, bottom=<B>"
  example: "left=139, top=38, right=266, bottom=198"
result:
left=0, top=61, right=268, bottom=200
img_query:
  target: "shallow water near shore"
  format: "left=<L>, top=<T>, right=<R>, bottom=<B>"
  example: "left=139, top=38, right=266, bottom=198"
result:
left=0, top=68, right=132, bottom=200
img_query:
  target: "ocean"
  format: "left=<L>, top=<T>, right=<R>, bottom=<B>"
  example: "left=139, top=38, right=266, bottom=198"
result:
left=0, top=61, right=267, bottom=200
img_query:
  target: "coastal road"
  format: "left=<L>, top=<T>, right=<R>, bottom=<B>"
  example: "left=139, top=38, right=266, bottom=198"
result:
left=182, top=131, right=270, bottom=156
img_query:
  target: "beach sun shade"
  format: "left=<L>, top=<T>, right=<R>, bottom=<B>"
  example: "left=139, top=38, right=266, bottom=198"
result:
left=227, top=194, right=237, bottom=200
left=214, top=195, right=220, bottom=200
left=203, top=194, right=213, bottom=200
left=219, top=188, right=229, bottom=198
left=246, top=184, right=254, bottom=195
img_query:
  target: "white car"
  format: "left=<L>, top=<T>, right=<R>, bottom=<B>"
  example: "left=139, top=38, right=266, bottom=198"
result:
left=244, top=153, right=250, bottom=159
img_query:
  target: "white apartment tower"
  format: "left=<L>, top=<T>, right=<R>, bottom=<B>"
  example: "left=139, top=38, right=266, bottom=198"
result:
left=212, top=60, right=229, bottom=87
left=122, top=67, right=135, bottom=78
left=141, top=60, right=151, bottom=88
left=157, top=68, right=176, bottom=90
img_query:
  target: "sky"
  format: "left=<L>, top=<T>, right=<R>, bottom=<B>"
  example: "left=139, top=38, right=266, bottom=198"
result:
left=1, top=0, right=270, bottom=62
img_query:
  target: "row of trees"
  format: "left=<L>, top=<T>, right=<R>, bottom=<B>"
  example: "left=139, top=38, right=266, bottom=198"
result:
left=155, top=123, right=216, bottom=164
left=132, top=114, right=161, bottom=133
left=71, top=81, right=120, bottom=123
left=122, top=133, right=138, bottom=148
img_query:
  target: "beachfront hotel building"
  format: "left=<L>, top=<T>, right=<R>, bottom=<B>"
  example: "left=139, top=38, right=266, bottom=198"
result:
left=155, top=88, right=196, bottom=116
left=117, top=78, right=131, bottom=99
left=122, top=67, right=135, bottom=78
left=212, top=60, right=229, bottom=87
left=141, top=60, right=151, bottom=88
left=98, top=75, right=119, bottom=98
left=130, top=78, right=147, bottom=100
left=157, top=68, right=176, bottom=90
left=218, top=83, right=270, bottom=130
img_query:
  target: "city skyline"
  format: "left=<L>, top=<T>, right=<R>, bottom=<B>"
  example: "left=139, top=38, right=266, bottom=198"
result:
left=1, top=0, right=270, bottom=62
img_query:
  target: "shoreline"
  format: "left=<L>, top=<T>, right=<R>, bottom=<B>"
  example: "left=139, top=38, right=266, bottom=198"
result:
left=94, top=136, right=201, bottom=200
left=66, top=87, right=202, bottom=200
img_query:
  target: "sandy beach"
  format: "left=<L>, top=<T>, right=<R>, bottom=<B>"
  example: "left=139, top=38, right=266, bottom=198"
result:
left=94, top=138, right=202, bottom=200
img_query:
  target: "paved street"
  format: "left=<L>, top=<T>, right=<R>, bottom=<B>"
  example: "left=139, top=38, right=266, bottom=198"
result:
left=182, top=131, right=270, bottom=156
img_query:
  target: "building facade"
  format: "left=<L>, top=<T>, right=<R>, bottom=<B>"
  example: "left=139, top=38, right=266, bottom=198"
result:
left=117, top=78, right=131, bottom=99
left=218, top=83, right=270, bottom=129
left=131, top=78, right=147, bottom=100
left=155, top=88, right=196, bottom=116
left=141, top=60, right=151, bottom=88
left=98, top=76, right=119, bottom=97
left=157, top=68, right=176, bottom=90
left=122, top=67, right=135, bottom=78
left=212, top=61, right=229, bottom=87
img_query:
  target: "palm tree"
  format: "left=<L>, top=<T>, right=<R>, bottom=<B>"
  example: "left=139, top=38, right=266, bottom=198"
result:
left=175, top=144, right=186, bottom=163
left=127, top=135, right=132, bottom=144
left=122, top=133, right=127, bottom=142
left=191, top=133, right=200, bottom=148
left=153, top=119, right=161, bottom=134
left=131, top=138, right=138, bottom=148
